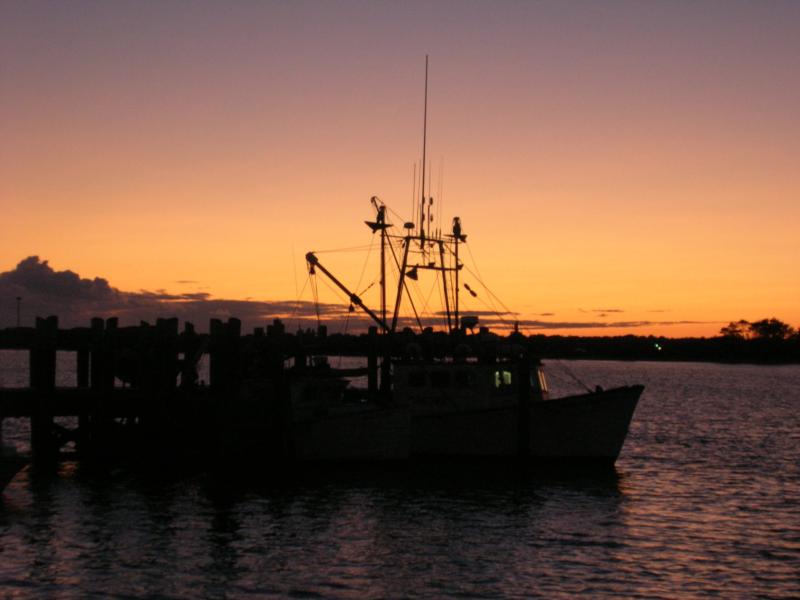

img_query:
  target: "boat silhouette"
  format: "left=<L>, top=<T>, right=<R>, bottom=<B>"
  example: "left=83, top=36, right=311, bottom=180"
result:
left=284, top=58, right=642, bottom=465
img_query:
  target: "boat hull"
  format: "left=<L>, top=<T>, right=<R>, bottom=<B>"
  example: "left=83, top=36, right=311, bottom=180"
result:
left=292, top=406, right=410, bottom=461
left=529, top=385, right=643, bottom=462
left=410, top=405, right=517, bottom=457
left=411, top=385, right=642, bottom=463
left=290, top=385, right=643, bottom=464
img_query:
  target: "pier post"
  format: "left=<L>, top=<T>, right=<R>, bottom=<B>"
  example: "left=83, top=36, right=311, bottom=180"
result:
left=180, top=322, right=199, bottom=389
left=103, top=318, right=118, bottom=391
left=516, top=352, right=532, bottom=459
left=77, top=348, right=89, bottom=388
left=82, top=317, right=105, bottom=455
left=89, top=318, right=104, bottom=390
left=85, top=317, right=116, bottom=459
left=89, top=317, right=117, bottom=391
left=30, top=316, right=58, bottom=464
left=76, top=344, right=90, bottom=453
left=294, top=328, right=306, bottom=372
left=209, top=318, right=242, bottom=458
left=380, top=332, right=392, bottom=393
left=209, top=319, right=241, bottom=397
left=226, top=318, right=241, bottom=392
left=209, top=319, right=225, bottom=391
left=155, top=318, right=179, bottom=392
left=368, top=326, right=378, bottom=394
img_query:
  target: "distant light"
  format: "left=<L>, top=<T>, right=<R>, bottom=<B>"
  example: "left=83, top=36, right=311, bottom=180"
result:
left=654, top=343, right=662, bottom=351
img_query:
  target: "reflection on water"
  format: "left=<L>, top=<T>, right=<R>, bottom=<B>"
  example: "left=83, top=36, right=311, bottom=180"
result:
left=2, top=360, right=800, bottom=598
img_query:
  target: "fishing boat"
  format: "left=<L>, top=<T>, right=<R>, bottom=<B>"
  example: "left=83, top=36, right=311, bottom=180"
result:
left=297, top=199, right=642, bottom=465
left=288, top=57, right=642, bottom=465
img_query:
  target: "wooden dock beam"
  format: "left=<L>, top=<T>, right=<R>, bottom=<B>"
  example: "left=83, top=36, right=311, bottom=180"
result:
left=30, top=316, right=58, bottom=464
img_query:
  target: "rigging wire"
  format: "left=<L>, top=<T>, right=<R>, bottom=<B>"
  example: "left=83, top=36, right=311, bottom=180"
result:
left=444, top=241, right=457, bottom=324
left=463, top=243, right=516, bottom=319
left=548, top=360, right=592, bottom=393
left=353, top=235, right=376, bottom=299
left=313, top=244, right=375, bottom=254
left=387, top=204, right=410, bottom=228
left=384, top=235, right=423, bottom=331
left=433, top=267, right=448, bottom=330
left=358, top=281, right=376, bottom=296
left=410, top=269, right=443, bottom=329
left=289, top=273, right=312, bottom=330
left=400, top=271, right=425, bottom=331
left=460, top=286, right=512, bottom=327
left=291, top=244, right=300, bottom=307
left=459, top=266, right=509, bottom=324
left=312, top=271, right=368, bottom=336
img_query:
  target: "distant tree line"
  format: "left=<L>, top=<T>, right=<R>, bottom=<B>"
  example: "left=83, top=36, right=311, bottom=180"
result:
left=719, top=318, right=797, bottom=341
left=2, top=316, right=797, bottom=366
left=522, top=317, right=800, bottom=364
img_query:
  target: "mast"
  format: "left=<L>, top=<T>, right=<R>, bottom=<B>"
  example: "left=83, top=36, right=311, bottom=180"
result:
left=366, top=197, right=390, bottom=333
left=419, top=55, right=429, bottom=240
left=452, top=217, right=464, bottom=331
left=438, top=240, right=452, bottom=331
left=454, top=232, right=460, bottom=331
left=391, top=233, right=412, bottom=332
left=306, top=57, right=476, bottom=338
left=381, top=215, right=386, bottom=329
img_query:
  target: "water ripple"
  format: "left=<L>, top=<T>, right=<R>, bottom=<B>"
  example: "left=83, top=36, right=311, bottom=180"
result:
left=2, top=361, right=800, bottom=598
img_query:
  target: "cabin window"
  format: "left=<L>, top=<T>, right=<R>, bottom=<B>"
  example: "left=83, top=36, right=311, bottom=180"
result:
left=430, top=371, right=450, bottom=388
left=493, top=370, right=513, bottom=388
left=408, top=371, right=426, bottom=387
left=455, top=370, right=475, bottom=388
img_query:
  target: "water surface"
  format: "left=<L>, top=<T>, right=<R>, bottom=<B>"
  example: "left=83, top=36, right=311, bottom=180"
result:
left=2, top=360, right=799, bottom=598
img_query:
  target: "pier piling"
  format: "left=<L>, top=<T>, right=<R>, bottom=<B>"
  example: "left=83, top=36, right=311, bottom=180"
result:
left=516, top=352, right=532, bottom=459
left=30, top=316, right=57, bottom=464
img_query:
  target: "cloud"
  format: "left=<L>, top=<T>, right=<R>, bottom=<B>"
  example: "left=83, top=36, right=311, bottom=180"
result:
left=433, top=309, right=517, bottom=317
left=0, top=257, right=721, bottom=334
left=579, top=308, right=625, bottom=315
left=501, top=318, right=719, bottom=331
left=3, top=256, right=117, bottom=302
left=0, top=256, right=344, bottom=331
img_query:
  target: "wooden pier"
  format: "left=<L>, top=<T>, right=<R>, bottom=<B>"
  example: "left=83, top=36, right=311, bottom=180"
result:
left=0, top=316, right=319, bottom=466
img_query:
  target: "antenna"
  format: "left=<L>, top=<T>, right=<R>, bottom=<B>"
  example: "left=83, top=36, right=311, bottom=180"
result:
left=438, top=157, right=444, bottom=237
left=411, top=162, right=417, bottom=225
left=419, top=55, right=429, bottom=239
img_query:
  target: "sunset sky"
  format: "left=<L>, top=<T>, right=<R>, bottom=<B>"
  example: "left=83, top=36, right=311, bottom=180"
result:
left=2, top=1, right=798, bottom=336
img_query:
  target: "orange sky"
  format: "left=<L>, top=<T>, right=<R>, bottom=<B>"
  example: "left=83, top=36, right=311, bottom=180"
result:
left=1, top=1, right=798, bottom=336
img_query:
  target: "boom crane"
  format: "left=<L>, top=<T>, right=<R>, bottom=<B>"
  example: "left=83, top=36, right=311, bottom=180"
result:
left=305, top=252, right=390, bottom=333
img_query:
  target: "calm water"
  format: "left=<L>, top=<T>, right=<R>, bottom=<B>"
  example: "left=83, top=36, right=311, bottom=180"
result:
left=2, top=357, right=799, bottom=598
